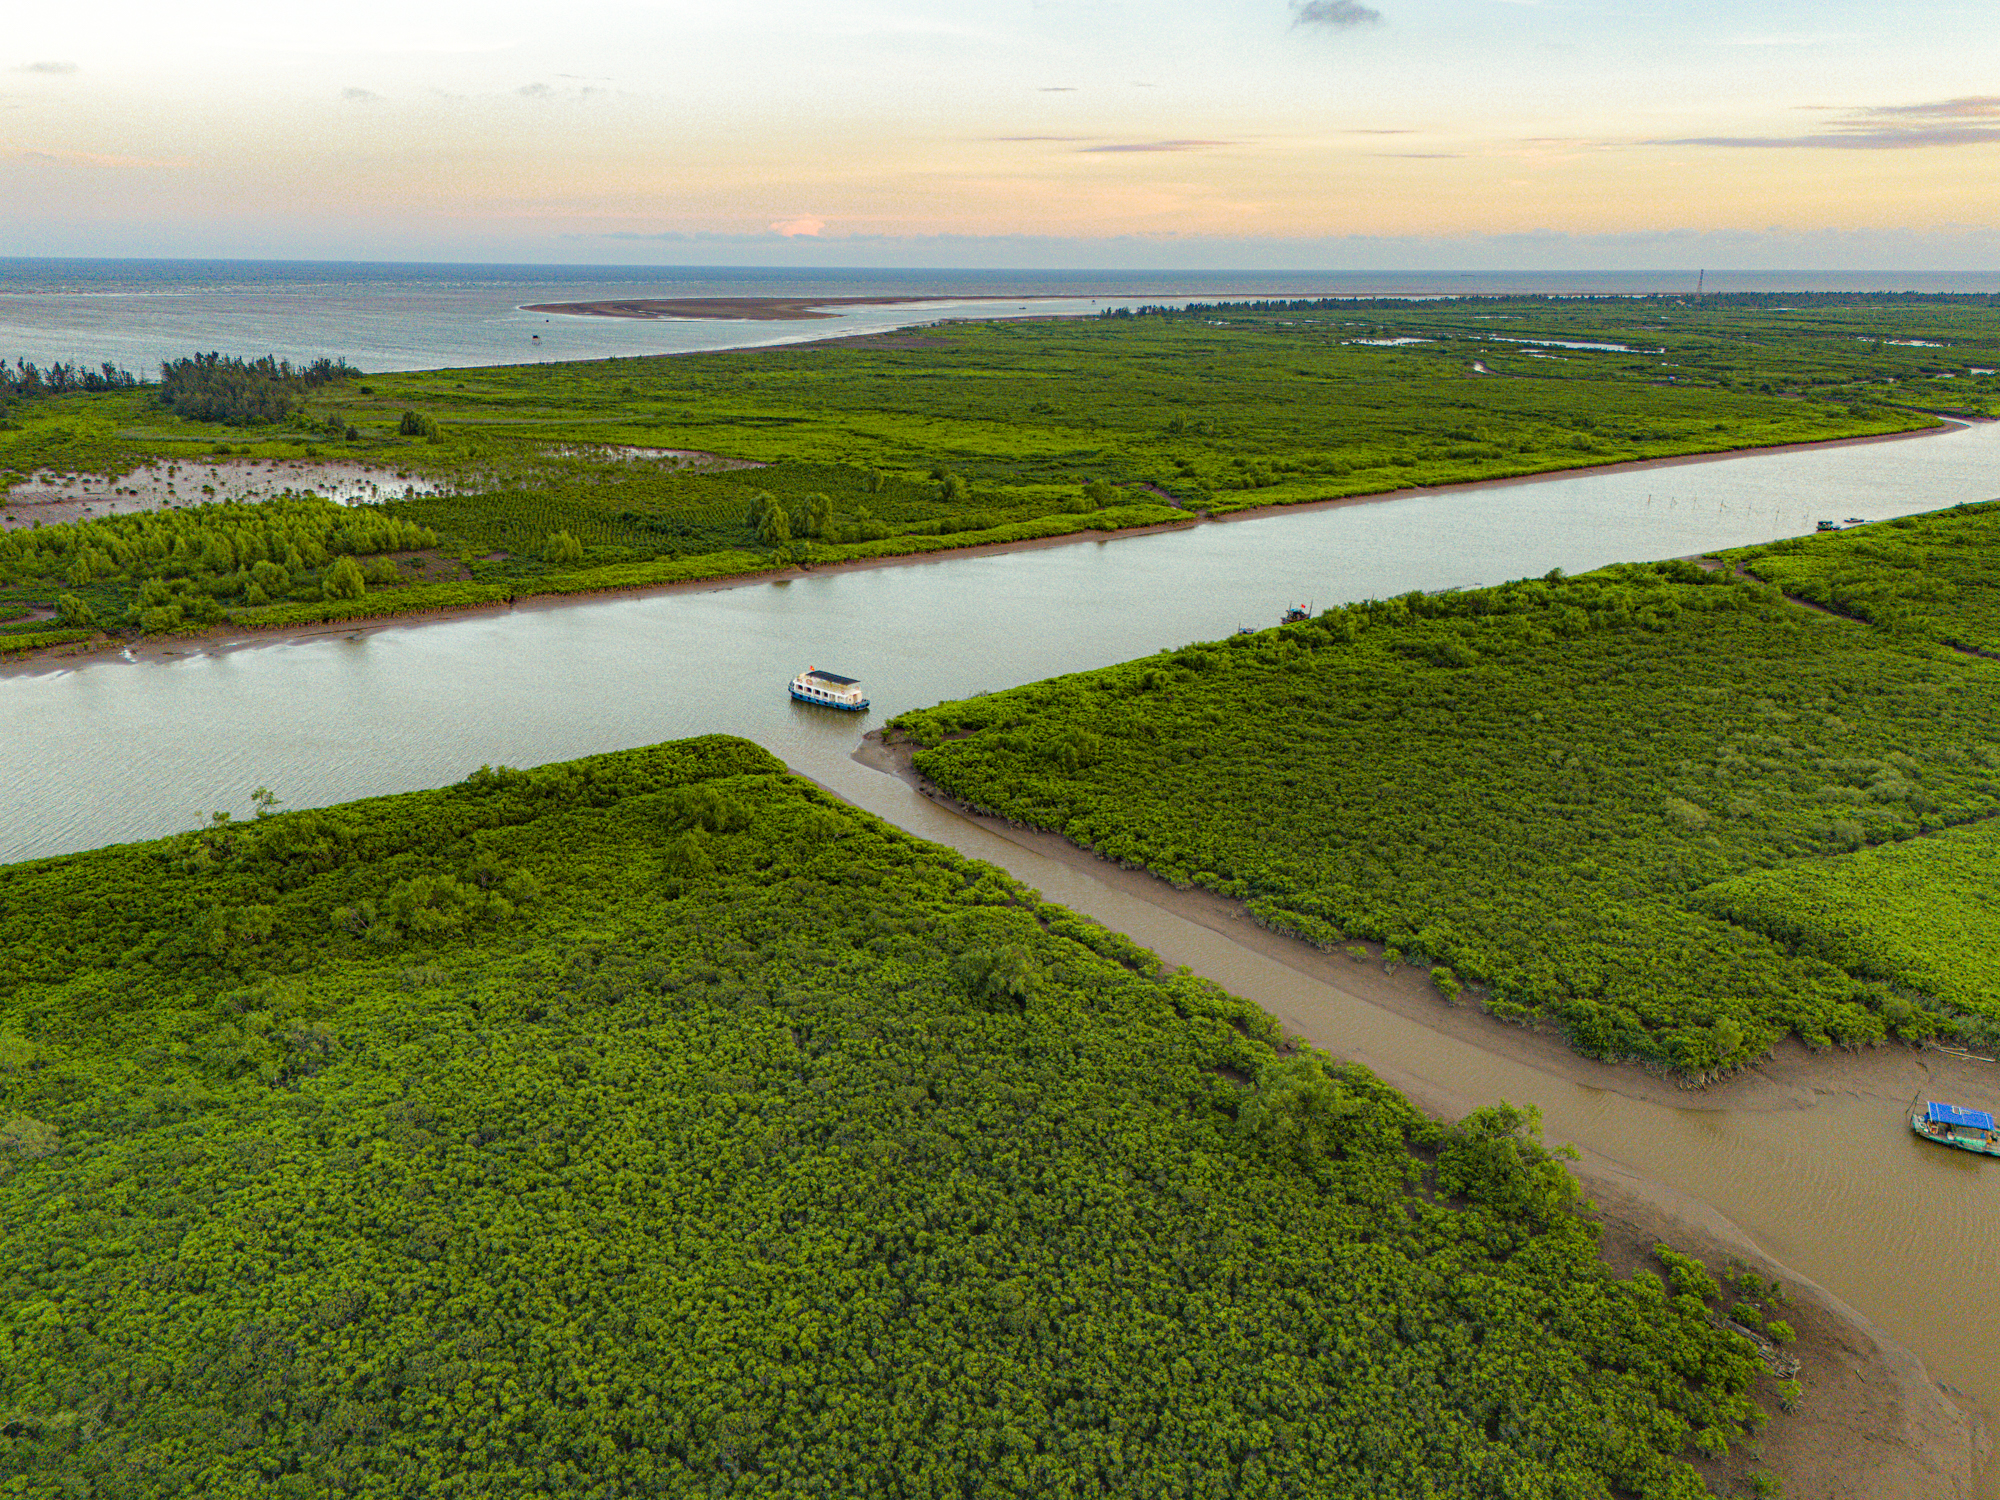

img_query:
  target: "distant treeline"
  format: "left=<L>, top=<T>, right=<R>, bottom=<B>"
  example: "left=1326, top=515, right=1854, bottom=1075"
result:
left=1103, top=291, right=2000, bottom=319
left=156, top=352, right=362, bottom=426
left=0, top=358, right=139, bottom=402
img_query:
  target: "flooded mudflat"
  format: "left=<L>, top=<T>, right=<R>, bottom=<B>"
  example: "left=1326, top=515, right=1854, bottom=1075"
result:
left=2, top=457, right=455, bottom=529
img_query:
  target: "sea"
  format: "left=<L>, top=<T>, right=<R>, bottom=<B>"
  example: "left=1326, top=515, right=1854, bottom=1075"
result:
left=5, top=258, right=2000, bottom=376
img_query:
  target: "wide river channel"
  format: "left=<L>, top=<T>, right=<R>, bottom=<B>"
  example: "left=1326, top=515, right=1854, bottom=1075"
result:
left=7, top=419, right=2000, bottom=1487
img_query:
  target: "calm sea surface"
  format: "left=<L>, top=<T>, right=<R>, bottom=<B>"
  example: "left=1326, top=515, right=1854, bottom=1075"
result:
left=7, top=258, right=2000, bottom=374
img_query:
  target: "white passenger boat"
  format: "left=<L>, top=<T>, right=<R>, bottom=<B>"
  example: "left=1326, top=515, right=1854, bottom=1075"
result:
left=789, top=667, right=870, bottom=712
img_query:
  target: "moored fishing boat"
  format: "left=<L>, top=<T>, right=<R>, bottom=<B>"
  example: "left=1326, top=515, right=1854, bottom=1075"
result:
left=789, top=666, right=870, bottom=712
left=1909, top=1097, right=2000, bottom=1157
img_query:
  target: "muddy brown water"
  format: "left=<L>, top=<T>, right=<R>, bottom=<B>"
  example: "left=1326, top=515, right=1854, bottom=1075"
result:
left=821, top=757, right=2000, bottom=1491
left=6, top=418, right=2000, bottom=1489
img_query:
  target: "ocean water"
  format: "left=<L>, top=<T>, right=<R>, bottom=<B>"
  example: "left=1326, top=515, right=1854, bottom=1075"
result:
left=5, top=258, right=1999, bottom=376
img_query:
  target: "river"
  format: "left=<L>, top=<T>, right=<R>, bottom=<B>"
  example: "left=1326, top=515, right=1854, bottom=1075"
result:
left=6, top=419, right=2000, bottom=1488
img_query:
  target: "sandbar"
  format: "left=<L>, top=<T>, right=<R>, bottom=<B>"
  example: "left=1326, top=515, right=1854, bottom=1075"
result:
left=521, top=295, right=1058, bottom=322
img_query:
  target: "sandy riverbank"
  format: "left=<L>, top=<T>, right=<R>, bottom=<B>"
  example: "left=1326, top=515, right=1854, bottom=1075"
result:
left=854, top=732, right=1999, bottom=1112
left=854, top=730, right=1993, bottom=1497
left=1199, top=415, right=1966, bottom=530
left=5, top=413, right=1972, bottom=672
left=0, top=513, right=1203, bottom=678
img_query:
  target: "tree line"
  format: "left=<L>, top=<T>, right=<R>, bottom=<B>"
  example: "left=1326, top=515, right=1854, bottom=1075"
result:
left=0, top=357, right=139, bottom=405
left=155, top=353, right=363, bottom=426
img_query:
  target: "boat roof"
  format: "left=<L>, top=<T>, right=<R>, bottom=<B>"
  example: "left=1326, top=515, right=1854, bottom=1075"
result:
left=1926, top=1101, right=1996, bottom=1130
left=803, top=669, right=858, bottom=685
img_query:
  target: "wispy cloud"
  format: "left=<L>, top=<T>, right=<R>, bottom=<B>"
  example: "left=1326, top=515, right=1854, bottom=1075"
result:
left=1292, top=1, right=1383, bottom=28
left=770, top=215, right=825, bottom=237
left=1722, top=34, right=1857, bottom=47
left=15, top=60, right=78, bottom=74
left=342, top=87, right=379, bottom=102
left=993, top=135, right=1092, bottom=143
left=10, top=146, right=186, bottom=169
left=513, top=81, right=605, bottom=102
left=1874, top=95, right=2000, bottom=119
left=1038, top=86, right=1076, bottom=93
left=1661, top=96, right=2000, bottom=150
left=1079, top=139, right=1231, bottom=153
left=1376, top=152, right=1462, bottom=159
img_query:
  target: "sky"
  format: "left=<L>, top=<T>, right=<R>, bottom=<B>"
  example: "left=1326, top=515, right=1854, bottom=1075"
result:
left=3, top=0, right=1997, bottom=268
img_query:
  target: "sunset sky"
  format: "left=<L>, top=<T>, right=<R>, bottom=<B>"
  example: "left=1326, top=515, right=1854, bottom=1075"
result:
left=5, top=0, right=1996, bottom=266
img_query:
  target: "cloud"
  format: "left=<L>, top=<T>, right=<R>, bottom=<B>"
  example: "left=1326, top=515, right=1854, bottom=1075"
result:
left=1292, top=1, right=1382, bottom=27
left=1660, top=96, right=2000, bottom=150
left=1873, top=95, right=2000, bottom=119
left=342, top=87, right=379, bottom=102
left=1078, top=139, right=1231, bottom=153
left=993, top=135, right=1092, bottom=142
left=770, top=216, right=825, bottom=237
left=511, top=80, right=604, bottom=101
left=16, top=60, right=78, bottom=74
left=1038, top=86, right=1076, bottom=92
left=1668, top=127, right=2000, bottom=149
left=1376, top=152, right=1463, bottom=158
left=578, top=226, right=2000, bottom=277
left=9, top=146, right=185, bottom=169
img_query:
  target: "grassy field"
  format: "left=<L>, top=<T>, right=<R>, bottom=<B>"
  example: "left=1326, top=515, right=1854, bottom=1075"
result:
left=891, top=505, right=2000, bottom=1072
left=5, top=291, right=1996, bottom=645
left=0, top=738, right=1790, bottom=1497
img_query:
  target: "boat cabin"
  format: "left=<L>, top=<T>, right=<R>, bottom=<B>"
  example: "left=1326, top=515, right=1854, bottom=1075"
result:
left=1914, top=1100, right=2000, bottom=1156
left=789, top=667, right=870, bottom=711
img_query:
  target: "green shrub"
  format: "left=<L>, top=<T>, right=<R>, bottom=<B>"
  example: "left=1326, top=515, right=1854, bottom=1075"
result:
left=6, top=736, right=1778, bottom=1496
left=321, top=554, right=366, bottom=600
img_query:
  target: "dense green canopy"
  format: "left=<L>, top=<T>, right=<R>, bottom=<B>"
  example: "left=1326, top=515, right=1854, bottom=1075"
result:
left=0, top=738, right=1774, bottom=1496
left=894, top=518, right=2000, bottom=1073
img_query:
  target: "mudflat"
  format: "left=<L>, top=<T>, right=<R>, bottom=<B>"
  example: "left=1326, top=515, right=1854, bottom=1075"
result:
left=522, top=295, right=1048, bottom=321
left=855, top=729, right=1995, bottom=1499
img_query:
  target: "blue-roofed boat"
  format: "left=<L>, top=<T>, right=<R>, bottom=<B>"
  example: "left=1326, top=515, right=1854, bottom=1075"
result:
left=1909, top=1097, right=2000, bottom=1157
left=789, top=666, right=870, bottom=712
